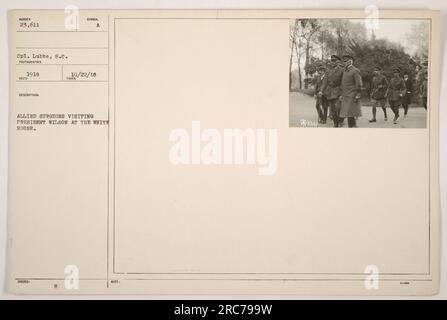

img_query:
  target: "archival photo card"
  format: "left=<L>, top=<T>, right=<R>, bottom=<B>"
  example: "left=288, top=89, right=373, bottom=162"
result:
left=7, top=9, right=440, bottom=295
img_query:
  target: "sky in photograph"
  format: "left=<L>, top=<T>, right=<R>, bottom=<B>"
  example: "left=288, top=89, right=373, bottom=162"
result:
left=350, top=19, right=429, bottom=55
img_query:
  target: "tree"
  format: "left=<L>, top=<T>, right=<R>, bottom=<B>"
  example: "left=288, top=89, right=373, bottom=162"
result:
left=289, top=18, right=418, bottom=97
left=294, top=34, right=303, bottom=89
left=346, top=39, right=412, bottom=96
left=289, top=20, right=299, bottom=91
left=405, top=21, right=429, bottom=60
left=300, top=19, right=320, bottom=89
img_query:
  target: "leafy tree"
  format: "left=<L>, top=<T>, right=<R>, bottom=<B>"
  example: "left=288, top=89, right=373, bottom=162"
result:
left=299, top=19, right=321, bottom=89
left=345, top=39, right=414, bottom=96
left=289, top=18, right=423, bottom=96
left=405, top=21, right=429, bottom=60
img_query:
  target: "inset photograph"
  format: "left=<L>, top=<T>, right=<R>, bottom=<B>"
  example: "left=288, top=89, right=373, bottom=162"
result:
left=289, top=19, right=429, bottom=128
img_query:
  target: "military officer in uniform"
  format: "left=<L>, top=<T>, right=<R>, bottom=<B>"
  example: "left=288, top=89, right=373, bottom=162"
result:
left=321, top=55, right=343, bottom=127
left=386, top=67, right=407, bottom=124
left=369, top=66, right=388, bottom=123
left=313, top=65, right=327, bottom=123
left=339, top=54, right=362, bottom=128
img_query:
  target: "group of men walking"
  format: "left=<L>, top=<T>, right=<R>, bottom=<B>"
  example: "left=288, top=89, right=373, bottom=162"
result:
left=313, top=55, right=428, bottom=128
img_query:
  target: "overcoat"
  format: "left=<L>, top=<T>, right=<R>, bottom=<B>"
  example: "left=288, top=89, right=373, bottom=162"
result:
left=340, top=65, right=363, bottom=118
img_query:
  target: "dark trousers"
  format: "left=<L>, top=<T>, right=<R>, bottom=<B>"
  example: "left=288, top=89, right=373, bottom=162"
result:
left=322, top=101, right=328, bottom=122
left=402, top=100, right=409, bottom=115
left=402, top=102, right=409, bottom=115
left=402, top=94, right=411, bottom=115
left=391, top=106, right=399, bottom=117
left=347, top=117, right=357, bottom=128
left=371, top=98, right=387, bottom=120
left=327, top=98, right=340, bottom=127
left=315, top=95, right=328, bottom=122
left=339, top=117, right=357, bottom=128
left=389, top=100, right=401, bottom=118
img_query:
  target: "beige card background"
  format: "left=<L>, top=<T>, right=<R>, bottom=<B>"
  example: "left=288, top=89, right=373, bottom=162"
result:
left=6, top=9, right=440, bottom=295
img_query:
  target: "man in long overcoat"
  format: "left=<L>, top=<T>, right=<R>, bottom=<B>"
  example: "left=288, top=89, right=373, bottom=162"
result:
left=339, top=55, right=362, bottom=128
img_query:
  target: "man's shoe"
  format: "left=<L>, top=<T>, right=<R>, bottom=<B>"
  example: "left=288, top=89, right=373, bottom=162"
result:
left=369, top=119, right=377, bottom=123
